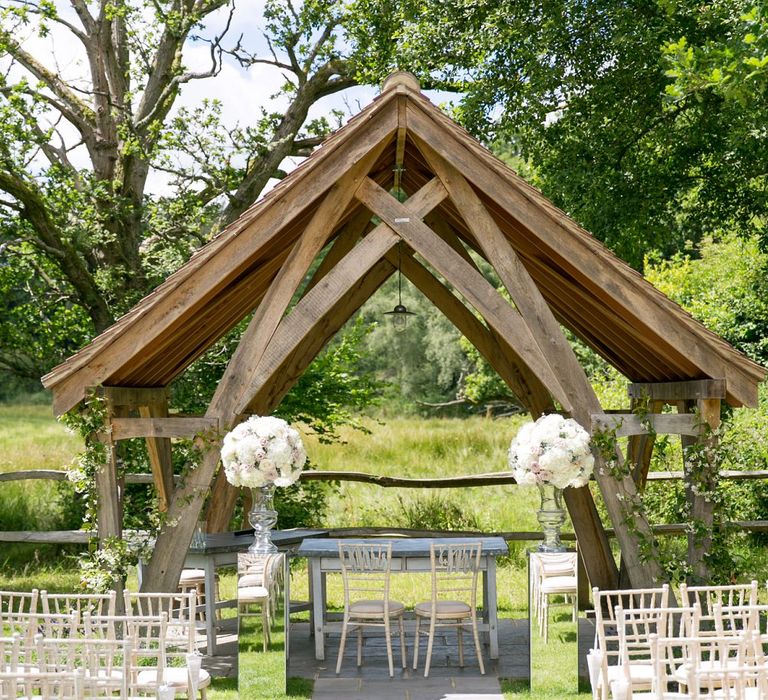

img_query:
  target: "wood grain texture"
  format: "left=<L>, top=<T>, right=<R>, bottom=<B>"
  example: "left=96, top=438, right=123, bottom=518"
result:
left=628, top=379, right=727, bottom=402
left=138, top=402, right=174, bottom=511
left=591, top=412, right=700, bottom=438
left=110, top=416, right=220, bottom=440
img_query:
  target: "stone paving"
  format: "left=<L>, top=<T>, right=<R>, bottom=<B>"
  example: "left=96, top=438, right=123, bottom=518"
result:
left=288, top=619, right=529, bottom=700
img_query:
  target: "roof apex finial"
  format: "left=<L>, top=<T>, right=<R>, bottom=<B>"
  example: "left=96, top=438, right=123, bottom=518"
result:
left=381, top=71, right=421, bottom=94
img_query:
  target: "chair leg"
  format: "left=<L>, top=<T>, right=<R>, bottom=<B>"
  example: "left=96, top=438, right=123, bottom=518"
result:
left=471, top=615, right=485, bottom=675
left=262, top=602, right=269, bottom=652
left=424, top=616, right=437, bottom=678
left=413, top=615, right=421, bottom=670
left=356, top=626, right=363, bottom=667
left=398, top=615, right=407, bottom=669
left=384, top=616, right=394, bottom=677
left=457, top=622, right=464, bottom=667
left=336, top=614, right=349, bottom=675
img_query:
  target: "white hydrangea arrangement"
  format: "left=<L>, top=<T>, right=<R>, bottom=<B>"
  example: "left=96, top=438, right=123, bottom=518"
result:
left=221, top=416, right=307, bottom=489
left=508, top=413, right=594, bottom=489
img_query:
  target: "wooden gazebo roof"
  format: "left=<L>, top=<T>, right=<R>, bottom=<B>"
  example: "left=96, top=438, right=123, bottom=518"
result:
left=43, top=74, right=765, bottom=415
left=42, top=72, right=766, bottom=595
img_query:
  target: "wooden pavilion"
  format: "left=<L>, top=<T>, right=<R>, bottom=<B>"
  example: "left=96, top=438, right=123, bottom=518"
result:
left=42, top=72, right=766, bottom=595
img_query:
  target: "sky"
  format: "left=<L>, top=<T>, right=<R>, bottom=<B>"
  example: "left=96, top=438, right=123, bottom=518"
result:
left=7, top=1, right=458, bottom=197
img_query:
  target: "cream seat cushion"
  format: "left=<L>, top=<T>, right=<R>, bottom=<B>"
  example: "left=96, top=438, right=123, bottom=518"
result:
left=349, top=599, right=405, bottom=617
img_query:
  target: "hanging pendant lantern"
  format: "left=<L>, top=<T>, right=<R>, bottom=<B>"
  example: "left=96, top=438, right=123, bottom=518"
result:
left=384, top=243, right=416, bottom=333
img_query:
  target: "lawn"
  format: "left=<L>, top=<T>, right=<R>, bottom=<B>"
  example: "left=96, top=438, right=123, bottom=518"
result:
left=0, top=405, right=590, bottom=698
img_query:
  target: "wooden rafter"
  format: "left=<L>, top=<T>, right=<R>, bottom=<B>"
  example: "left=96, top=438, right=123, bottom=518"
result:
left=355, top=177, right=573, bottom=412
left=204, top=178, right=447, bottom=532
left=408, top=138, right=632, bottom=586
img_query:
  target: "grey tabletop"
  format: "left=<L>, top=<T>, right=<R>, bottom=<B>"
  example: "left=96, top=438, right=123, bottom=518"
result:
left=188, top=528, right=329, bottom=554
left=296, top=536, right=509, bottom=557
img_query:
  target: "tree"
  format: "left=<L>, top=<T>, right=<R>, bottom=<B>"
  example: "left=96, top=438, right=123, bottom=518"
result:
left=352, top=0, right=765, bottom=267
left=0, top=0, right=356, bottom=381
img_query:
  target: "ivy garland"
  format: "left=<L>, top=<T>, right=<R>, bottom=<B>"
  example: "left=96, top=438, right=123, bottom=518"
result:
left=591, top=396, right=732, bottom=585
left=60, top=390, right=153, bottom=592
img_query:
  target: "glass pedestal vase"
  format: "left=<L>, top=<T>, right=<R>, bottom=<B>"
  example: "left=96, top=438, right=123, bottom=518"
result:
left=536, top=483, right=567, bottom=552
left=248, top=484, right=278, bottom=554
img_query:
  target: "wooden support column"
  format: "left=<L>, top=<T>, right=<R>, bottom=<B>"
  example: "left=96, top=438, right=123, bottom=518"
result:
left=680, top=398, right=722, bottom=583
left=627, top=399, right=665, bottom=489
left=138, top=401, right=175, bottom=512
left=388, top=140, right=628, bottom=588
left=140, top=130, right=398, bottom=593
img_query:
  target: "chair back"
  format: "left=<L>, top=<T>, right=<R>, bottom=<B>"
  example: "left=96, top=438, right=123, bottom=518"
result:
left=34, top=634, right=131, bottom=697
left=429, top=542, right=482, bottom=609
left=41, top=590, right=116, bottom=618
left=679, top=581, right=758, bottom=634
left=123, top=589, right=196, bottom=651
left=338, top=542, right=393, bottom=610
left=593, top=585, right=669, bottom=653
left=0, top=589, right=39, bottom=624
left=2, top=610, right=80, bottom=645
left=615, top=604, right=700, bottom=684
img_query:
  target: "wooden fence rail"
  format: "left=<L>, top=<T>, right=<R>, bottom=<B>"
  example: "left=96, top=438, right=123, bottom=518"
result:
left=3, top=467, right=768, bottom=545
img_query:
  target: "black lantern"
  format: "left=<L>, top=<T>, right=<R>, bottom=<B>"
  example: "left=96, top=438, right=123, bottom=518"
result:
left=384, top=244, right=416, bottom=333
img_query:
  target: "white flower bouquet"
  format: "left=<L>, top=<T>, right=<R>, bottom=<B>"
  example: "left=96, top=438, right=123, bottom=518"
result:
left=221, top=416, right=307, bottom=489
left=508, top=413, right=594, bottom=489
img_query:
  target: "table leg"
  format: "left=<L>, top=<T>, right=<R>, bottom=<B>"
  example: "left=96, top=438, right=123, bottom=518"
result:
left=285, top=556, right=291, bottom=662
left=487, top=557, right=499, bottom=659
left=205, top=559, right=217, bottom=655
left=311, top=560, right=325, bottom=660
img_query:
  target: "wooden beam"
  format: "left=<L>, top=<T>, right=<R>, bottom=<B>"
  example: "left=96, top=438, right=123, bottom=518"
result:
left=211, top=137, right=394, bottom=421
left=302, top=207, right=372, bottom=295
left=424, top=214, right=554, bottom=415
left=396, top=253, right=541, bottom=410
left=409, top=140, right=646, bottom=587
left=591, top=413, right=700, bottom=438
left=46, top=102, right=400, bottom=416
left=110, top=416, right=220, bottom=441
left=98, top=386, right=169, bottom=408
left=300, top=470, right=517, bottom=487
left=628, top=379, right=727, bottom=402
left=627, top=400, right=665, bottom=489
left=138, top=401, right=175, bottom=512
left=205, top=179, right=447, bottom=532
left=356, top=177, right=573, bottom=412
left=406, top=101, right=763, bottom=408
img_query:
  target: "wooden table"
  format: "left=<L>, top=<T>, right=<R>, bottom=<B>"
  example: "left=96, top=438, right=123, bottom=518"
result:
left=296, top=537, right=508, bottom=661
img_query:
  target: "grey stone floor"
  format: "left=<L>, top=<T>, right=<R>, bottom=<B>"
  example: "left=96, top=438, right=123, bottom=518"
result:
left=288, top=619, right=529, bottom=700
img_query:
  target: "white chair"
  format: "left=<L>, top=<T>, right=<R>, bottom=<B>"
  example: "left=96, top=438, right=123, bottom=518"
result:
left=40, top=590, right=116, bottom=619
left=679, top=581, right=758, bottom=635
left=2, top=610, right=80, bottom=646
left=612, top=605, right=702, bottom=700
left=413, top=541, right=485, bottom=678
left=237, top=553, right=281, bottom=652
left=335, top=542, right=406, bottom=677
left=178, top=570, right=221, bottom=622
left=532, top=552, right=577, bottom=643
left=122, top=594, right=210, bottom=700
left=591, top=586, right=670, bottom=700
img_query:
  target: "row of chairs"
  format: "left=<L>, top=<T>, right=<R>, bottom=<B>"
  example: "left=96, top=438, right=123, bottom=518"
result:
left=335, top=541, right=485, bottom=679
left=589, top=580, right=765, bottom=700
left=1, top=589, right=209, bottom=699
left=530, top=551, right=578, bottom=643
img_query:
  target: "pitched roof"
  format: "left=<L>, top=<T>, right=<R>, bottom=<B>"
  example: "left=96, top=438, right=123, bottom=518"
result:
left=43, top=74, right=766, bottom=413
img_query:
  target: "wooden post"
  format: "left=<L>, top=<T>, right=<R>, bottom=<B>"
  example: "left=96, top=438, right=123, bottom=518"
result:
left=397, top=141, right=629, bottom=588
left=138, top=402, right=174, bottom=512
left=681, top=398, right=721, bottom=583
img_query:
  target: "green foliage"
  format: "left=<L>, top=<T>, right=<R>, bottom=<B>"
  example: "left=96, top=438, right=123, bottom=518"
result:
left=349, top=0, right=766, bottom=267
left=391, top=494, right=483, bottom=531
left=645, top=233, right=768, bottom=365
left=273, top=477, right=339, bottom=530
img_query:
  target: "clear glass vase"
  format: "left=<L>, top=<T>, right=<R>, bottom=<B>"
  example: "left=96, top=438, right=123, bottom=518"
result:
left=537, top=482, right=567, bottom=552
left=248, top=484, right=278, bottom=554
